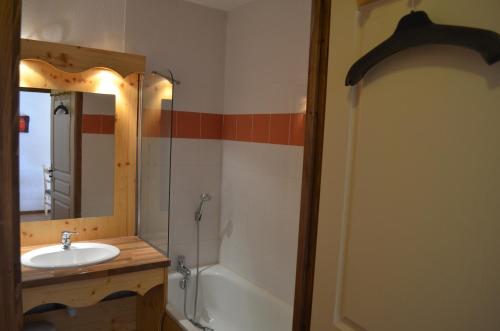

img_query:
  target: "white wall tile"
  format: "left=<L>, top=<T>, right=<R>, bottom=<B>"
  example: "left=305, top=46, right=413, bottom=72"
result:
left=220, top=141, right=303, bottom=304
left=218, top=0, right=310, bottom=305
left=139, top=137, right=171, bottom=253
left=169, top=138, right=222, bottom=265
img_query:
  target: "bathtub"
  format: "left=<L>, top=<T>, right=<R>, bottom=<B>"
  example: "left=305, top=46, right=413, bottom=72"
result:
left=167, top=264, right=293, bottom=331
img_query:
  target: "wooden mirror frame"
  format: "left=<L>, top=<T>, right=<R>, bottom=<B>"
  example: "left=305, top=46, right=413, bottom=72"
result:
left=19, top=39, right=145, bottom=246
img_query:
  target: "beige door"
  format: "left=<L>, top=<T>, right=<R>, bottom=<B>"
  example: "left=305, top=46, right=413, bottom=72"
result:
left=311, top=1, right=500, bottom=331
left=50, top=92, right=79, bottom=220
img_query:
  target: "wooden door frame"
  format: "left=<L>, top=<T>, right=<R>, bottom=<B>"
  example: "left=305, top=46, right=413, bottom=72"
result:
left=293, top=0, right=331, bottom=330
left=0, top=0, right=23, bottom=330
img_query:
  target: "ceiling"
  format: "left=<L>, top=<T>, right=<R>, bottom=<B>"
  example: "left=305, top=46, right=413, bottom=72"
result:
left=184, top=0, right=253, bottom=11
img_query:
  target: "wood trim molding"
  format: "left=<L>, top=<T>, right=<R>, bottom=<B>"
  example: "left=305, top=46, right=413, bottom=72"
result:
left=293, top=0, right=331, bottom=330
left=23, top=268, right=164, bottom=312
left=21, top=39, right=146, bottom=77
left=0, top=0, right=23, bottom=330
left=24, top=295, right=137, bottom=331
left=162, top=310, right=185, bottom=331
left=137, top=284, right=166, bottom=331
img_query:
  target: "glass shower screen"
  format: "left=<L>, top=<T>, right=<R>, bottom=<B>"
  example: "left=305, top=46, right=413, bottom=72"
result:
left=137, top=72, right=174, bottom=255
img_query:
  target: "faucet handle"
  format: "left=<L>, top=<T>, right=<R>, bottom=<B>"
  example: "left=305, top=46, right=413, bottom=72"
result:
left=61, top=230, right=78, bottom=238
left=177, top=255, right=185, bottom=267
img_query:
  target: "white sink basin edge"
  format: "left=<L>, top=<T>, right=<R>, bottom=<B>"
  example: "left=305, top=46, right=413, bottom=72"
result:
left=21, top=243, right=120, bottom=269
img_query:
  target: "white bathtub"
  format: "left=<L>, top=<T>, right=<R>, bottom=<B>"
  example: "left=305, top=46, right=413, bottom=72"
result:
left=167, top=264, right=293, bottom=331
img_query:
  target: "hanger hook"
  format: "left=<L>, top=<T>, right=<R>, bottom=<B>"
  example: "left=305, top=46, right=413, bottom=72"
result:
left=410, top=0, right=416, bottom=10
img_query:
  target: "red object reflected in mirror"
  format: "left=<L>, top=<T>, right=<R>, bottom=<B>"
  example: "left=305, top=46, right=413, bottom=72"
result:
left=19, top=115, right=30, bottom=133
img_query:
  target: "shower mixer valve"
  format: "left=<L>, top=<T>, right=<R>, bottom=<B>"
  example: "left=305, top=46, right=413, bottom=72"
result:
left=176, top=255, right=191, bottom=278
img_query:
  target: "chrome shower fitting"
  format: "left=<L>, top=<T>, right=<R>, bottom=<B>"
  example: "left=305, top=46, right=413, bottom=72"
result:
left=176, top=255, right=191, bottom=278
left=177, top=255, right=191, bottom=291
left=195, top=193, right=212, bottom=222
left=181, top=193, right=214, bottom=331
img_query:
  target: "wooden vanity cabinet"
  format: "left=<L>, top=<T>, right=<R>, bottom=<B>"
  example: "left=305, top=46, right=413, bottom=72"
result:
left=22, top=237, right=170, bottom=331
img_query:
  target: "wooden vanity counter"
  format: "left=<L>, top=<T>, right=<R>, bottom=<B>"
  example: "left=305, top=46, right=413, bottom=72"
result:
left=21, top=236, right=170, bottom=288
left=21, top=236, right=170, bottom=330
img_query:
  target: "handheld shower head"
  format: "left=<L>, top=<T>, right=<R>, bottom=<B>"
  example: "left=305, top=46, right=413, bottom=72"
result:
left=195, top=193, right=212, bottom=222
left=200, top=193, right=212, bottom=202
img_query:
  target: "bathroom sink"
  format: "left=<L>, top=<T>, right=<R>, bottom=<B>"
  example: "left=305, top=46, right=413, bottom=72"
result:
left=21, top=243, right=120, bottom=269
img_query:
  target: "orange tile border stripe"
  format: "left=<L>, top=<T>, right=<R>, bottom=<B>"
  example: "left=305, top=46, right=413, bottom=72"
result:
left=142, top=110, right=305, bottom=146
left=82, top=114, right=115, bottom=134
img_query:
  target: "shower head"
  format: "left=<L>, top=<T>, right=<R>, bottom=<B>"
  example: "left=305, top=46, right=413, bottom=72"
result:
left=200, top=193, right=212, bottom=202
left=151, top=70, right=181, bottom=85
left=195, top=193, right=212, bottom=222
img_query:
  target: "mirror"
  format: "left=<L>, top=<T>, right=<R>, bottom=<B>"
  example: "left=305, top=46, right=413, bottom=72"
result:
left=19, top=89, right=115, bottom=222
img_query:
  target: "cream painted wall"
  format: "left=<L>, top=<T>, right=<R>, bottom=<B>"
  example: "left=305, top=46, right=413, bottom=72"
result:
left=125, top=0, right=226, bottom=114
left=312, top=1, right=500, bottom=330
left=224, top=0, right=309, bottom=115
left=220, top=0, right=310, bottom=305
left=21, top=0, right=126, bottom=51
left=126, top=0, right=226, bottom=266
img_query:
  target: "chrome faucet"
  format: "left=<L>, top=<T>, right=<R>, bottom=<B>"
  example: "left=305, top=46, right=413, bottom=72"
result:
left=176, top=255, right=191, bottom=278
left=61, top=231, right=78, bottom=249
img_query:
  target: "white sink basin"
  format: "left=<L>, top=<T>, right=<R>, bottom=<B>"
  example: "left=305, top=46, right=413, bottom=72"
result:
left=21, top=243, right=120, bottom=269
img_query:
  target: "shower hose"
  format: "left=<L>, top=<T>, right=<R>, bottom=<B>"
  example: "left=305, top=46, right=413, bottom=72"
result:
left=182, top=215, right=214, bottom=331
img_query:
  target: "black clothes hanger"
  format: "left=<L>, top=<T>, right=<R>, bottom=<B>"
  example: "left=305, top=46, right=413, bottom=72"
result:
left=53, top=103, right=69, bottom=115
left=345, top=11, right=500, bottom=86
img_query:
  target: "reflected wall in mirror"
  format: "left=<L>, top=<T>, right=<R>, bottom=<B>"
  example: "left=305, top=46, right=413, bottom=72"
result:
left=19, top=89, right=115, bottom=222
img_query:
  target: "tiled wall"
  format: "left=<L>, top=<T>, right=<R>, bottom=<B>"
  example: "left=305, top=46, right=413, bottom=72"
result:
left=220, top=141, right=303, bottom=304
left=139, top=104, right=306, bottom=269
left=168, top=137, right=222, bottom=266
left=143, top=110, right=305, bottom=146
left=126, top=0, right=227, bottom=267
left=82, top=115, right=115, bottom=134
left=219, top=0, right=311, bottom=306
left=136, top=0, right=310, bottom=304
left=221, top=113, right=305, bottom=146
